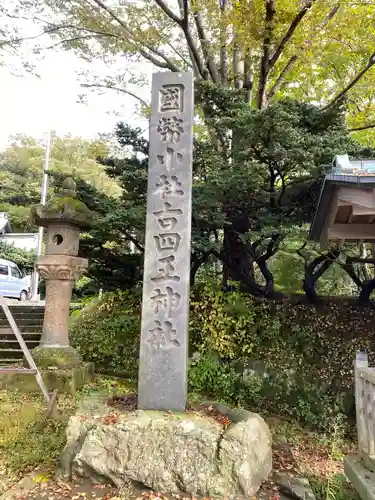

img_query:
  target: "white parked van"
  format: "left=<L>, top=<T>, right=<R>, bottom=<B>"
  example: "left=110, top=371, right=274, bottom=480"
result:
left=0, top=258, right=31, bottom=300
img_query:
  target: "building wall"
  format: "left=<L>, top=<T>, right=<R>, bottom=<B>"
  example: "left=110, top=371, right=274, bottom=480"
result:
left=0, top=234, right=38, bottom=252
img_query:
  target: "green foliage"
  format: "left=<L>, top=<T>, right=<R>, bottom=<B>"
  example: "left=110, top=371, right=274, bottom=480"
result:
left=190, top=285, right=257, bottom=359
left=0, top=376, right=135, bottom=475
left=8, top=0, right=375, bottom=139
left=0, top=242, right=35, bottom=273
left=73, top=285, right=372, bottom=429
left=307, top=414, right=358, bottom=500
left=0, top=134, right=119, bottom=231
left=309, top=474, right=358, bottom=500
left=86, top=99, right=372, bottom=297
left=188, top=353, right=239, bottom=402
left=70, top=290, right=141, bottom=378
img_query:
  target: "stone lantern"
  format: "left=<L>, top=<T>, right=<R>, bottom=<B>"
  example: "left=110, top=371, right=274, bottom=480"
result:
left=30, top=178, right=93, bottom=390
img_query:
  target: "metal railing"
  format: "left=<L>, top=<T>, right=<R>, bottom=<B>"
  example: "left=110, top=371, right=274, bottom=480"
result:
left=355, top=352, right=375, bottom=458
left=0, top=295, right=50, bottom=403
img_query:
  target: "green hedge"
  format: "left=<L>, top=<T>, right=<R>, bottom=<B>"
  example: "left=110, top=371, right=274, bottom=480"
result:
left=70, top=284, right=374, bottom=429
left=70, top=290, right=141, bottom=377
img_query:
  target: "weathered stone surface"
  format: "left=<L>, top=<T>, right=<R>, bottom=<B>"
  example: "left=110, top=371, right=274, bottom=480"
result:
left=31, top=178, right=92, bottom=228
left=345, top=455, right=375, bottom=500
left=61, top=402, right=272, bottom=498
left=0, top=362, right=94, bottom=394
left=275, top=472, right=316, bottom=500
left=31, top=346, right=82, bottom=368
left=138, top=71, right=194, bottom=412
left=37, top=256, right=87, bottom=348
left=215, top=413, right=272, bottom=498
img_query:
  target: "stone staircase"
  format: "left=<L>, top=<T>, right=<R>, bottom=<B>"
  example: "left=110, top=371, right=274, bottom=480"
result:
left=0, top=306, right=44, bottom=365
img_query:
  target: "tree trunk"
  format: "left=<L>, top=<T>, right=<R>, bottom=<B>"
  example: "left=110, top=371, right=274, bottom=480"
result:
left=223, top=226, right=257, bottom=290
left=303, top=250, right=340, bottom=303
left=358, top=279, right=375, bottom=304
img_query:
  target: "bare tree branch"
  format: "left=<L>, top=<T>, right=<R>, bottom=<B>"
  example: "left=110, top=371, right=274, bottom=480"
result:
left=349, top=123, right=375, bottom=132
left=81, top=83, right=148, bottom=106
left=0, top=25, right=78, bottom=47
left=43, top=34, right=111, bottom=50
left=220, top=0, right=228, bottom=85
left=323, top=51, right=375, bottom=110
left=267, top=4, right=339, bottom=101
left=178, top=0, right=208, bottom=79
left=124, top=231, right=144, bottom=253
left=89, top=0, right=180, bottom=71
left=155, top=0, right=206, bottom=78
left=193, top=4, right=220, bottom=82
left=268, top=0, right=315, bottom=71
left=257, top=0, right=276, bottom=108
left=267, top=55, right=297, bottom=100
left=166, top=41, right=192, bottom=68
left=153, top=0, right=182, bottom=24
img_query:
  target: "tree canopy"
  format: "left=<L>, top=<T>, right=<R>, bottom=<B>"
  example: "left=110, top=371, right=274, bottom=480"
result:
left=0, top=133, right=120, bottom=231
left=2, top=0, right=375, bottom=137
left=63, top=94, right=375, bottom=301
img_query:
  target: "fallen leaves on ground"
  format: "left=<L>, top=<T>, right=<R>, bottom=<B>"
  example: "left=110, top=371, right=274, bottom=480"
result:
left=268, top=417, right=355, bottom=479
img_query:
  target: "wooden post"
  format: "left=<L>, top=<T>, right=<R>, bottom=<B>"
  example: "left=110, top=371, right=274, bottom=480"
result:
left=355, top=352, right=369, bottom=453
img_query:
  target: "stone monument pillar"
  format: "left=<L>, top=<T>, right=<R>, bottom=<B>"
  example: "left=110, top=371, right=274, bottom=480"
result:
left=138, top=71, right=194, bottom=411
left=30, top=178, right=93, bottom=387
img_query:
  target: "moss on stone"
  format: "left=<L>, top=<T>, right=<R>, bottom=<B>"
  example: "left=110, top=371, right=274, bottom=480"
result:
left=31, top=196, right=92, bottom=228
left=0, top=362, right=94, bottom=394
left=31, top=346, right=82, bottom=369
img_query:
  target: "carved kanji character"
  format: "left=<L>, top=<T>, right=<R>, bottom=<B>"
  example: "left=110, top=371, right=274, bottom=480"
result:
left=155, top=175, right=184, bottom=200
left=157, top=116, right=184, bottom=143
left=147, top=319, right=180, bottom=351
left=154, top=232, right=181, bottom=252
left=153, top=202, right=182, bottom=230
left=150, top=286, right=181, bottom=316
left=151, top=255, right=180, bottom=283
left=159, top=85, right=183, bottom=112
left=156, top=147, right=183, bottom=172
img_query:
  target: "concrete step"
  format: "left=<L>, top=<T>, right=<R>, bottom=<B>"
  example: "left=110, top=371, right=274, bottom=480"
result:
left=0, top=359, right=23, bottom=365
left=0, top=338, right=39, bottom=343
left=0, top=368, right=36, bottom=374
left=0, top=348, right=23, bottom=353
left=0, top=325, right=42, bottom=333
left=4, top=307, right=45, bottom=313
left=0, top=350, right=23, bottom=359
left=0, top=318, right=43, bottom=326
left=0, top=329, right=41, bottom=341
left=344, top=454, right=375, bottom=500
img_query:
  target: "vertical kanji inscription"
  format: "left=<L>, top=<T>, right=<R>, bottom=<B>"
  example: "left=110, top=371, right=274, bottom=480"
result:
left=138, top=72, right=194, bottom=412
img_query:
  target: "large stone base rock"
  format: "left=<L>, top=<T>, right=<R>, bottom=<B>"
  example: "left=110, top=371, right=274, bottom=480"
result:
left=60, top=398, right=272, bottom=498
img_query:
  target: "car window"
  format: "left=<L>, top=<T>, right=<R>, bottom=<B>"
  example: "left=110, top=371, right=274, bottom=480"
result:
left=0, top=265, right=8, bottom=276
left=10, top=267, right=21, bottom=278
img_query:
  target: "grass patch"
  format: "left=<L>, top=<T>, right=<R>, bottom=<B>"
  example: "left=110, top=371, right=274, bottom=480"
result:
left=0, top=375, right=135, bottom=481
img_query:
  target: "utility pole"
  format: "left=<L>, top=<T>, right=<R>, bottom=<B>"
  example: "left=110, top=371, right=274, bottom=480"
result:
left=31, top=130, right=52, bottom=301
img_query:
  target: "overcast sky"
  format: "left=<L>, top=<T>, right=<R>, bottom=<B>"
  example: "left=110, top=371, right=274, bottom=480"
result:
left=0, top=47, right=150, bottom=149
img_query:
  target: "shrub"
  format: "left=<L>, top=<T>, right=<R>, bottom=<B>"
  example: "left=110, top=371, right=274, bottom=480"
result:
left=70, top=289, right=141, bottom=378
left=188, top=353, right=239, bottom=402
left=70, top=283, right=371, bottom=429
left=190, top=284, right=258, bottom=359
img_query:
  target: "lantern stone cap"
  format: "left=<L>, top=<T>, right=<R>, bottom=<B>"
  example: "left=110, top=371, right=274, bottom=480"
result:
left=31, top=177, right=93, bottom=229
